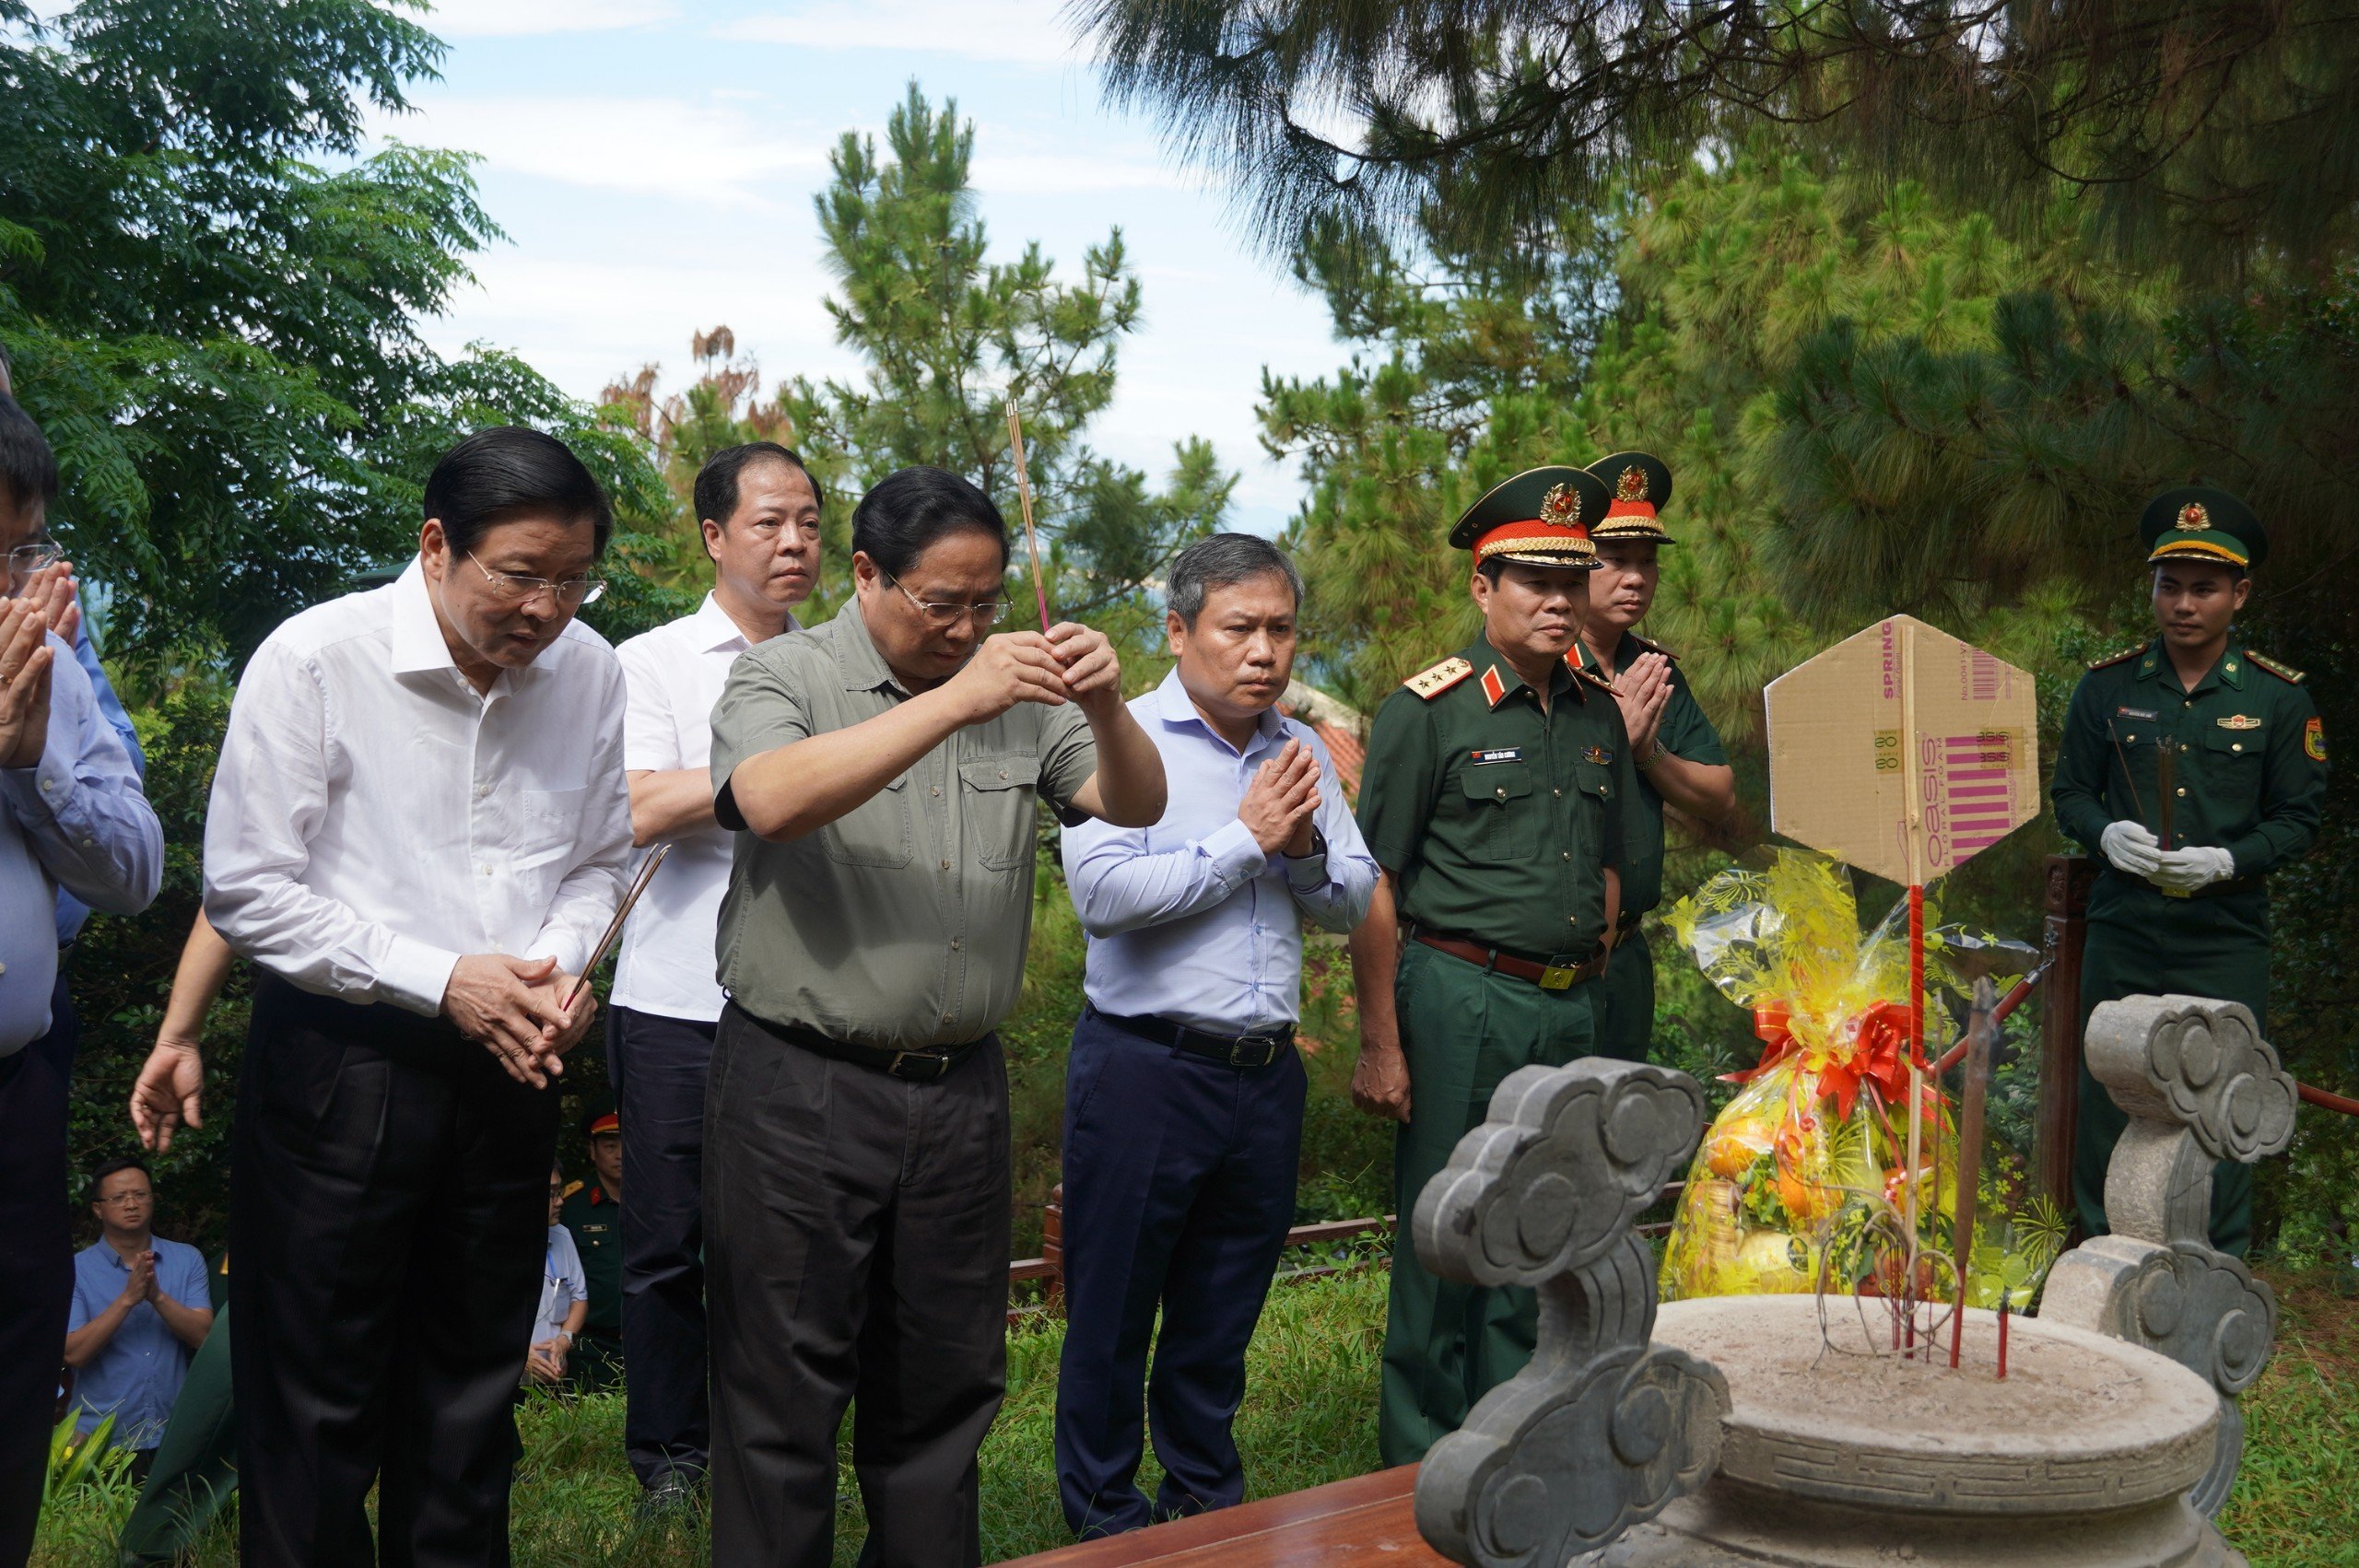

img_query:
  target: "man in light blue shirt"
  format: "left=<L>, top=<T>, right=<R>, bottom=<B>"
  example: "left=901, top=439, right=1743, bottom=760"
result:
left=64, top=1158, right=213, bottom=1464
left=1054, top=533, right=1376, bottom=1539
left=0, top=389, right=164, bottom=1561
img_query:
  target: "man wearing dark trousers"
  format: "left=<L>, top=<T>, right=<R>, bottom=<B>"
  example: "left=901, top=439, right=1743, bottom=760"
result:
left=606, top=440, right=820, bottom=1510
left=1053, top=534, right=1376, bottom=1538
left=203, top=428, right=628, bottom=1565
left=705, top=465, right=1166, bottom=1568
left=0, top=390, right=162, bottom=1566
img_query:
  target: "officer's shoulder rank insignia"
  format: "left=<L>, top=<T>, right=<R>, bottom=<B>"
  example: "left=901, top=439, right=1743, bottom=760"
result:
left=1403, top=656, right=1473, bottom=700
left=2086, top=645, right=2144, bottom=671
left=1572, top=662, right=1615, bottom=693
left=2216, top=713, right=2263, bottom=730
left=1626, top=632, right=1681, bottom=662
left=2306, top=716, right=2327, bottom=761
left=2249, top=650, right=2307, bottom=685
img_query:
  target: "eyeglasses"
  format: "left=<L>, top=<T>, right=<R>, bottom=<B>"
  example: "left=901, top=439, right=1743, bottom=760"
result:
left=95, top=1191, right=151, bottom=1208
left=467, top=553, right=606, bottom=608
left=6, top=538, right=63, bottom=590
left=882, top=572, right=1004, bottom=629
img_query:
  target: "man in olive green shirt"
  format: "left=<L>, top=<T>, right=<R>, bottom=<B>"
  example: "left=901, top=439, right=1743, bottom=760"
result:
left=702, top=465, right=1165, bottom=1568
left=1578, top=451, right=1736, bottom=1061
left=1347, top=463, right=1647, bottom=1467
left=2051, top=487, right=2326, bottom=1257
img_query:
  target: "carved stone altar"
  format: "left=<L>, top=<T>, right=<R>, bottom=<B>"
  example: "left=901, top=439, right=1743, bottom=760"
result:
left=1409, top=993, right=2296, bottom=1568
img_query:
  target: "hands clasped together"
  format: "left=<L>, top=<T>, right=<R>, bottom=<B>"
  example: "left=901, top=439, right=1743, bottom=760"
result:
left=1238, top=737, right=1320, bottom=859
left=945, top=622, right=1122, bottom=722
left=0, top=579, right=63, bottom=770
left=1605, top=649, right=1674, bottom=757
left=2099, top=819, right=2236, bottom=895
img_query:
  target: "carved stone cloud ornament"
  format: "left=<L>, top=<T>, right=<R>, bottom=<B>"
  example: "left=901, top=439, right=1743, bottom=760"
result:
left=1413, top=1060, right=1727, bottom=1567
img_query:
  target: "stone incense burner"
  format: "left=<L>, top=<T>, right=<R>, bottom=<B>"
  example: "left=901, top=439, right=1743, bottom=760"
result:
left=1409, top=995, right=2294, bottom=1568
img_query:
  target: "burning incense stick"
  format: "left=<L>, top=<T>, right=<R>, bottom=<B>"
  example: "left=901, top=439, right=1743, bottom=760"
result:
left=563, top=842, right=671, bottom=1012
left=1003, top=398, right=1052, bottom=634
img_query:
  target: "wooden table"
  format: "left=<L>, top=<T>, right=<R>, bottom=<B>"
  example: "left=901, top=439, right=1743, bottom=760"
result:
left=996, top=1466, right=1449, bottom=1567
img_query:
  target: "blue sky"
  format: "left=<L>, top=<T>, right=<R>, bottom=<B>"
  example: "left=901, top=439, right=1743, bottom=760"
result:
left=370, top=0, right=1351, bottom=533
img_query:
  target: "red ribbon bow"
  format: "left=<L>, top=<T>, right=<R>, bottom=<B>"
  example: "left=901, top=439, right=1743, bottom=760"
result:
left=1727, top=999, right=1915, bottom=1122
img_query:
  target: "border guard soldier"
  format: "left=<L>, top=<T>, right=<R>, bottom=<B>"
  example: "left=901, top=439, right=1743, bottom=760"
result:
left=2052, top=487, right=2326, bottom=1257
left=1577, top=452, right=1736, bottom=1061
left=1346, top=464, right=1644, bottom=1466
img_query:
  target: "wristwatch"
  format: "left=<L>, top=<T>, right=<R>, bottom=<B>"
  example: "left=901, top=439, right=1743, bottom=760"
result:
left=1285, top=826, right=1329, bottom=861
left=1635, top=739, right=1669, bottom=770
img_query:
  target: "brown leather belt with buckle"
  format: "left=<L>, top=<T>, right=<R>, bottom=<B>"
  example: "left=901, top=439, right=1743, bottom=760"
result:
left=1088, top=1005, right=1295, bottom=1069
left=1414, top=931, right=1608, bottom=990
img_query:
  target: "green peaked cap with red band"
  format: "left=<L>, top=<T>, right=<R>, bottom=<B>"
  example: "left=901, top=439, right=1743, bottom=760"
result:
left=1585, top=451, right=1678, bottom=544
left=1447, top=465, right=1609, bottom=568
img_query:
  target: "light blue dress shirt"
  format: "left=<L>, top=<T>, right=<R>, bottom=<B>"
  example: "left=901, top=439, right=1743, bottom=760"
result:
left=1062, top=670, right=1378, bottom=1036
left=66, top=1235, right=211, bottom=1448
left=55, top=619, right=147, bottom=946
left=1, top=631, right=163, bottom=1054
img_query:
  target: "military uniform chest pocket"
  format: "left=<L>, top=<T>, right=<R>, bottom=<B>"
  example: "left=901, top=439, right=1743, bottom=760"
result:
left=822, top=773, right=913, bottom=869
left=960, top=756, right=1040, bottom=871
left=1459, top=761, right=1536, bottom=862
left=2200, top=723, right=2265, bottom=812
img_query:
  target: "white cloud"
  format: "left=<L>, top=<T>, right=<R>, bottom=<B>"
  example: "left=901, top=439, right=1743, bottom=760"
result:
left=370, top=95, right=827, bottom=205
left=970, top=150, right=1180, bottom=196
left=721, top=0, right=1084, bottom=65
left=424, top=0, right=677, bottom=37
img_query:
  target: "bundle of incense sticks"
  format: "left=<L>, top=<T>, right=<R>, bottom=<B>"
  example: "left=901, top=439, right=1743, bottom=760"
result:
left=563, top=842, right=671, bottom=1012
left=1003, top=398, right=1052, bottom=634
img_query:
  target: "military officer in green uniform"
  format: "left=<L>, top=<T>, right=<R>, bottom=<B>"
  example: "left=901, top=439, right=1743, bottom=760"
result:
left=1347, top=464, right=1645, bottom=1466
left=558, top=1104, right=625, bottom=1390
left=1577, top=452, right=1736, bottom=1061
left=2052, top=487, right=2327, bottom=1257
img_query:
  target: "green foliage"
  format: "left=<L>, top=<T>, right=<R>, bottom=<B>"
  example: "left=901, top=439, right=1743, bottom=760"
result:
left=778, top=83, right=1237, bottom=643
left=1084, top=0, right=2359, bottom=286
left=44, top=1411, right=133, bottom=1511
left=0, top=0, right=671, bottom=673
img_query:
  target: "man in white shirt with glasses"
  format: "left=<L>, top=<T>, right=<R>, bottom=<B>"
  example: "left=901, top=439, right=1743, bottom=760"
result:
left=203, top=426, right=631, bottom=1567
left=605, top=440, right=820, bottom=1514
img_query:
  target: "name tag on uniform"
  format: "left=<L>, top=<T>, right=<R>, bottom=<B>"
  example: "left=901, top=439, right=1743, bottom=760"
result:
left=2115, top=706, right=2158, bottom=721
left=1468, top=747, right=1525, bottom=766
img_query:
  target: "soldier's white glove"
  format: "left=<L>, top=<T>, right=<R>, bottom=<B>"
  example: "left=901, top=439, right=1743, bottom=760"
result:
left=2099, top=820, right=2162, bottom=877
left=2151, top=846, right=2236, bottom=894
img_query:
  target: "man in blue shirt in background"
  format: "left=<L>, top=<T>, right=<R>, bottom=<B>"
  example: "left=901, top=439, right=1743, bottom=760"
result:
left=1054, top=533, right=1377, bottom=1539
left=0, top=379, right=164, bottom=1562
left=64, top=1158, right=213, bottom=1476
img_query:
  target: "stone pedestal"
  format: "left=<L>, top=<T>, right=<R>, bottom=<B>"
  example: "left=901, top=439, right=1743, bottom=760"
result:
left=1598, top=1294, right=2237, bottom=1568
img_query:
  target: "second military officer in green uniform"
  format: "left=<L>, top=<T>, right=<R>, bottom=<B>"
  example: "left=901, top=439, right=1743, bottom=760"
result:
left=2051, top=488, right=2327, bottom=1258
left=1348, top=464, right=1644, bottom=1466
left=559, top=1104, right=626, bottom=1390
left=1577, top=452, right=1736, bottom=1061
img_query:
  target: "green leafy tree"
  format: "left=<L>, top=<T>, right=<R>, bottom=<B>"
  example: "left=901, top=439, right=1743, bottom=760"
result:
left=0, top=0, right=670, bottom=672
left=780, top=83, right=1237, bottom=649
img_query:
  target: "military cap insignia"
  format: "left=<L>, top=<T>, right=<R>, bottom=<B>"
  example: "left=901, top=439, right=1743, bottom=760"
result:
left=1539, top=483, right=1582, bottom=528
left=2306, top=716, right=2327, bottom=761
left=2248, top=650, right=2306, bottom=684
left=1615, top=465, right=1649, bottom=502
left=2175, top=502, right=2210, bottom=532
left=2216, top=714, right=2263, bottom=731
left=2141, top=486, right=2264, bottom=569
left=1403, top=656, right=1474, bottom=699
left=2086, top=646, right=2145, bottom=670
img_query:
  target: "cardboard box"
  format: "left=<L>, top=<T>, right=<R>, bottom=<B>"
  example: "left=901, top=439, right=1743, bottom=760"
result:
left=1764, top=615, right=2040, bottom=885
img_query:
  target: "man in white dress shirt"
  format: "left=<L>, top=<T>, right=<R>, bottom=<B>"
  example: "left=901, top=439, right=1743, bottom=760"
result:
left=1054, top=534, right=1377, bottom=1538
left=606, top=440, right=820, bottom=1510
left=203, top=427, right=631, bottom=1567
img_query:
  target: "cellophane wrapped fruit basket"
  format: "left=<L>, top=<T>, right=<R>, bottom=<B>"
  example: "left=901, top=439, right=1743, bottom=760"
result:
left=1656, top=850, right=2069, bottom=1306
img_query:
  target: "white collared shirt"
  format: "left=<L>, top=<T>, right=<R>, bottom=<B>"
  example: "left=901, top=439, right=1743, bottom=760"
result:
left=610, top=592, right=795, bottom=1022
left=203, top=558, right=633, bottom=1014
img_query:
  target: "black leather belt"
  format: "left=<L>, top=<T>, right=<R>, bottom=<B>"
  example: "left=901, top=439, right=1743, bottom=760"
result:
left=729, top=1002, right=984, bottom=1083
left=1089, top=1006, right=1295, bottom=1070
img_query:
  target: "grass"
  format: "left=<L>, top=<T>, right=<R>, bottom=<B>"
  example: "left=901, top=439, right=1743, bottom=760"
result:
left=33, top=1270, right=1391, bottom=1567
left=41, top=1264, right=2359, bottom=1565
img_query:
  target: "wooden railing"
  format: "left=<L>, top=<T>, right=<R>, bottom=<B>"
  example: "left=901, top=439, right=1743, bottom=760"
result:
left=1008, top=1190, right=1394, bottom=1323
